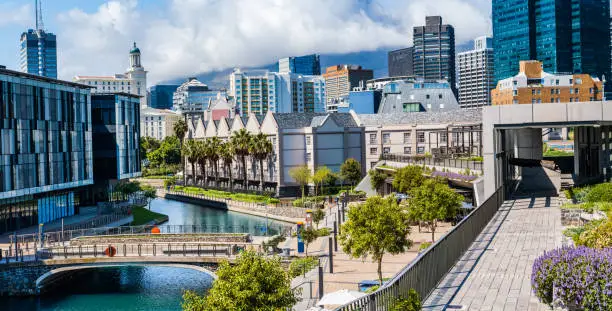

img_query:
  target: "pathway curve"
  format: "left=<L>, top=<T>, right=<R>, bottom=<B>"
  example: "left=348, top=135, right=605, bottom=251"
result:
left=424, top=195, right=564, bottom=311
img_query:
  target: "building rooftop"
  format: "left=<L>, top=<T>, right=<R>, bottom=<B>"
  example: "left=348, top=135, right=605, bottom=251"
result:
left=272, top=112, right=359, bottom=129
left=0, top=67, right=93, bottom=89
left=355, top=109, right=482, bottom=126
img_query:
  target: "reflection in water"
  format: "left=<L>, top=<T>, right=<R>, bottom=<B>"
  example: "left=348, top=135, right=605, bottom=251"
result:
left=2, top=266, right=213, bottom=311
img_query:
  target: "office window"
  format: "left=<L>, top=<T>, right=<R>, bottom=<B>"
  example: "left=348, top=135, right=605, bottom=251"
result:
left=426, top=94, right=430, bottom=99
left=417, top=132, right=425, bottom=143
left=403, top=132, right=411, bottom=144
left=370, top=148, right=377, bottom=155
left=575, top=88, right=579, bottom=94
left=369, top=133, right=376, bottom=144
left=382, top=133, right=390, bottom=144
left=440, top=133, right=448, bottom=143
left=383, top=147, right=390, bottom=154
left=404, top=147, right=412, bottom=154
left=570, top=88, right=574, bottom=94
left=306, top=135, right=311, bottom=145
left=438, top=94, right=442, bottom=99
left=417, top=146, right=425, bottom=154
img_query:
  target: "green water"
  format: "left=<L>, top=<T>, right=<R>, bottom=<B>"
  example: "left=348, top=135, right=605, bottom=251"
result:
left=1, top=198, right=292, bottom=310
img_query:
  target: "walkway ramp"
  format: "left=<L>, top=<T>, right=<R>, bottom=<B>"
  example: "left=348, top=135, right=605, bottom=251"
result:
left=423, top=195, right=563, bottom=311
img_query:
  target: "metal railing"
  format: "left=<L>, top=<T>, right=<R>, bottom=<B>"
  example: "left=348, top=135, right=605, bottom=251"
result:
left=380, top=154, right=483, bottom=172
left=335, top=186, right=504, bottom=311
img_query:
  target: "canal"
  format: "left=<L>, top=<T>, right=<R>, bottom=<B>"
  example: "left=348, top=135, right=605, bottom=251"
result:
left=1, top=198, right=292, bottom=310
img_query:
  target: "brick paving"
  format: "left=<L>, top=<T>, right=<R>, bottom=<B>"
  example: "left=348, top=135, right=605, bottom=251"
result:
left=423, top=195, right=563, bottom=311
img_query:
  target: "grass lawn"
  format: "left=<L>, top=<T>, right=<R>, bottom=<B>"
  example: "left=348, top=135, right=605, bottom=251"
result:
left=131, top=206, right=168, bottom=226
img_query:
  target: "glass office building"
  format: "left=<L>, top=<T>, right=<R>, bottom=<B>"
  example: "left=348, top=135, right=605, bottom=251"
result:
left=149, top=84, right=179, bottom=109
left=493, top=0, right=610, bottom=83
left=388, top=47, right=414, bottom=77
left=0, top=68, right=93, bottom=234
left=413, top=16, right=456, bottom=96
left=278, top=54, right=321, bottom=75
left=20, top=29, right=58, bottom=79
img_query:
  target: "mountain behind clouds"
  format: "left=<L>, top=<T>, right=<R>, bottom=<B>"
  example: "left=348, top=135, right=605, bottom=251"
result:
left=165, top=41, right=474, bottom=89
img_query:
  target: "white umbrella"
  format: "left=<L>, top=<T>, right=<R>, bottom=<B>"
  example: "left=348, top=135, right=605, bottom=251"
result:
left=317, top=289, right=367, bottom=306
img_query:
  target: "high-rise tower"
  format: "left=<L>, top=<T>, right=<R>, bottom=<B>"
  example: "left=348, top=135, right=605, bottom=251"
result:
left=20, top=0, right=57, bottom=79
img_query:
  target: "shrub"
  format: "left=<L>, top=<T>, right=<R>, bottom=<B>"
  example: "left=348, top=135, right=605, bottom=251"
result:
left=389, top=289, right=421, bottom=311
left=288, top=256, right=319, bottom=278
left=418, top=242, right=432, bottom=252
left=585, top=183, right=612, bottom=203
left=531, top=246, right=612, bottom=310
left=576, top=217, right=612, bottom=249
left=268, top=198, right=280, bottom=204
left=316, top=227, right=331, bottom=237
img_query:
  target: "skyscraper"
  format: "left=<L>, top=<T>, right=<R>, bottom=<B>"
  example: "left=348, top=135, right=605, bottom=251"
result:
left=322, top=65, right=373, bottom=112
left=493, top=0, right=611, bottom=83
left=20, top=0, right=57, bottom=79
left=413, top=16, right=456, bottom=95
left=278, top=54, right=321, bottom=75
left=458, top=36, right=495, bottom=108
left=149, top=84, right=180, bottom=109
left=388, top=47, right=414, bottom=77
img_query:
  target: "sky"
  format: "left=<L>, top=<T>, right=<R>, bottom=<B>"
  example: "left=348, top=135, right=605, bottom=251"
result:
left=0, top=0, right=493, bottom=85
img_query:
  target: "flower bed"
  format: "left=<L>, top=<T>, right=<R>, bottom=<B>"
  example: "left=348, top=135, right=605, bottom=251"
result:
left=532, top=246, right=612, bottom=310
left=430, top=171, right=478, bottom=182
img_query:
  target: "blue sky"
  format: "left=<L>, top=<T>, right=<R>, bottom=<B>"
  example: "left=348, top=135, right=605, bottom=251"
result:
left=0, top=0, right=493, bottom=84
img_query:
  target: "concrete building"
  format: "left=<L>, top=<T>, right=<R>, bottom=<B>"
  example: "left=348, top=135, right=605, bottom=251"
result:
left=74, top=43, right=148, bottom=107
left=203, top=93, right=237, bottom=121
left=492, top=61, right=603, bottom=106
left=172, top=77, right=226, bottom=118
left=337, top=90, right=382, bottom=114
left=20, top=1, right=57, bottom=79
left=323, top=65, right=373, bottom=112
left=278, top=54, right=321, bottom=75
left=366, top=76, right=414, bottom=91
left=356, top=109, right=482, bottom=170
left=388, top=47, right=414, bottom=77
left=458, top=36, right=495, bottom=108
left=377, top=79, right=460, bottom=113
left=0, top=67, right=93, bottom=234
left=230, top=69, right=325, bottom=116
left=149, top=84, right=179, bottom=109
left=413, top=16, right=456, bottom=96
left=141, top=107, right=182, bottom=140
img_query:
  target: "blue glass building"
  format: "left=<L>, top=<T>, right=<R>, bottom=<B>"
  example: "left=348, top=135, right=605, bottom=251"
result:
left=493, top=0, right=610, bottom=82
left=20, top=29, right=57, bottom=79
left=337, top=90, right=382, bottom=114
left=278, top=54, right=321, bottom=75
left=413, top=16, right=456, bottom=96
left=0, top=68, right=93, bottom=233
left=149, top=84, right=179, bottom=109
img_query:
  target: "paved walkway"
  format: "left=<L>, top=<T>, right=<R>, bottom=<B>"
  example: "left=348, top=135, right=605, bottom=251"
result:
left=423, top=195, right=564, bottom=311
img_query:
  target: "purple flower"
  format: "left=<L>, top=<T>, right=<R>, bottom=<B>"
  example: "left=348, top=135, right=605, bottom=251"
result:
left=431, top=171, right=477, bottom=182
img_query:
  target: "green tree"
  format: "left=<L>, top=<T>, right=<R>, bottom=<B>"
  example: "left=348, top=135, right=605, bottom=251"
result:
left=140, top=136, right=160, bottom=160
left=289, top=165, right=311, bottom=203
left=300, top=226, right=318, bottom=256
left=219, top=142, right=235, bottom=191
left=173, top=119, right=188, bottom=184
left=392, top=165, right=424, bottom=193
left=181, top=250, right=298, bottom=311
left=250, top=133, right=274, bottom=192
left=141, top=185, right=157, bottom=210
left=390, top=289, right=422, bottom=311
left=147, top=136, right=181, bottom=167
left=312, top=208, right=325, bottom=229
left=407, top=179, right=463, bottom=242
left=324, top=172, right=338, bottom=188
left=182, top=139, right=199, bottom=185
left=369, top=169, right=387, bottom=195
left=340, top=158, right=362, bottom=187
left=230, top=129, right=252, bottom=189
left=194, top=140, right=207, bottom=186
left=206, top=137, right=223, bottom=187
left=339, top=196, right=413, bottom=285
left=312, top=166, right=331, bottom=196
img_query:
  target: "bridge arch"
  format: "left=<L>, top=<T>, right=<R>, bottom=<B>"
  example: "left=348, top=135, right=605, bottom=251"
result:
left=36, top=263, right=217, bottom=293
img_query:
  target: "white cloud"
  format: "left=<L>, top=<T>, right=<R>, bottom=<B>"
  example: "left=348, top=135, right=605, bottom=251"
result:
left=0, top=3, right=32, bottom=26
left=55, top=0, right=491, bottom=84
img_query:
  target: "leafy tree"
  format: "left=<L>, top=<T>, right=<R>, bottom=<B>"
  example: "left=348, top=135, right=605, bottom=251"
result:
left=182, top=139, right=199, bottom=185
left=312, top=166, right=331, bottom=196
left=140, top=137, right=160, bottom=160
left=230, top=129, right=252, bottom=189
left=141, top=185, right=157, bottom=209
left=390, top=289, right=422, bottom=311
left=340, top=158, right=362, bottom=186
left=206, top=137, right=223, bottom=187
left=173, top=119, right=188, bottom=184
left=181, top=250, right=298, bottom=311
left=300, top=226, right=318, bottom=256
left=340, top=196, right=413, bottom=285
left=392, top=165, right=424, bottom=194
left=369, top=169, right=387, bottom=195
left=194, top=140, right=207, bottom=186
left=312, top=208, right=325, bottom=229
left=289, top=165, right=311, bottom=202
left=407, top=179, right=463, bottom=242
left=249, top=133, right=274, bottom=192
left=148, top=136, right=181, bottom=167
left=324, top=172, right=338, bottom=188
left=219, top=142, right=235, bottom=191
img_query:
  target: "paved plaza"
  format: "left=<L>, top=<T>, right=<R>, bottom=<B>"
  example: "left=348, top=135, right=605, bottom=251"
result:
left=423, top=195, right=564, bottom=311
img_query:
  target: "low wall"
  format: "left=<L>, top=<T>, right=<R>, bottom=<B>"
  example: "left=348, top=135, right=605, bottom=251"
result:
left=69, top=233, right=250, bottom=246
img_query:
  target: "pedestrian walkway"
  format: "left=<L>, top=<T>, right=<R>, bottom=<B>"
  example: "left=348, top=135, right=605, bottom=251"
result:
left=423, top=195, right=563, bottom=311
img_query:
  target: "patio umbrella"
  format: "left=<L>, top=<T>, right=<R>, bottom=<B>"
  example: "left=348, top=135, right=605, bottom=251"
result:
left=317, top=289, right=367, bottom=307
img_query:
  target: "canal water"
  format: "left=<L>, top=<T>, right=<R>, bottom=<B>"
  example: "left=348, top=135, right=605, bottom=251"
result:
left=2, top=198, right=292, bottom=310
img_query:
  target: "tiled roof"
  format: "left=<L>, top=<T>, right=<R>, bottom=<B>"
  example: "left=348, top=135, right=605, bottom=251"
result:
left=356, top=109, right=482, bottom=126
left=272, top=113, right=359, bottom=129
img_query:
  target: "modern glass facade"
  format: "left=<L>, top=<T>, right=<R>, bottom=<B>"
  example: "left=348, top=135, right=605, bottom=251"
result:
left=278, top=54, right=321, bottom=75
left=0, top=68, right=93, bottom=233
left=19, top=29, right=58, bottom=79
left=91, top=93, right=141, bottom=183
left=413, top=16, right=456, bottom=96
left=172, top=78, right=226, bottom=116
left=388, top=47, right=414, bottom=77
left=149, top=84, right=179, bottom=109
left=493, top=0, right=610, bottom=83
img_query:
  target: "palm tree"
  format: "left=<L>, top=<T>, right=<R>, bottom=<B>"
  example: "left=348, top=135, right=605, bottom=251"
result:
left=182, top=139, right=198, bottom=185
left=230, top=129, right=252, bottom=190
left=219, top=141, right=235, bottom=191
left=250, top=133, right=274, bottom=192
left=173, top=119, right=188, bottom=184
left=194, top=140, right=207, bottom=187
left=207, top=137, right=223, bottom=187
